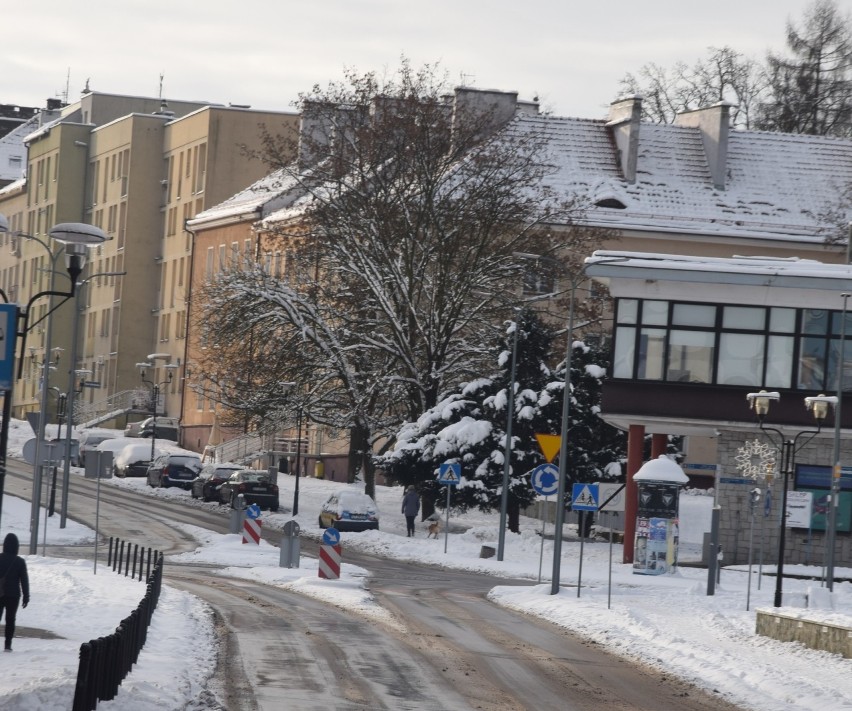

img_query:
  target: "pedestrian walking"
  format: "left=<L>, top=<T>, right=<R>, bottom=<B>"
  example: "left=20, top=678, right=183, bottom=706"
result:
left=401, top=486, right=420, bottom=537
left=0, top=533, right=29, bottom=652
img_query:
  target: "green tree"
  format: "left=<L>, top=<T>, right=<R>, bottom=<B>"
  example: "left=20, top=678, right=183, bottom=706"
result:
left=758, top=0, right=852, bottom=136
left=197, top=60, right=601, bottom=497
left=378, top=309, right=625, bottom=531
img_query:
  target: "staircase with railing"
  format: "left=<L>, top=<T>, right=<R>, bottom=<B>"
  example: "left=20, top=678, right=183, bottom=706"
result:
left=74, top=388, right=155, bottom=429
left=205, top=416, right=290, bottom=465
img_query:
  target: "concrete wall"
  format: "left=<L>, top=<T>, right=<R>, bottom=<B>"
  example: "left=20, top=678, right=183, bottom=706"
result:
left=756, top=610, right=852, bottom=658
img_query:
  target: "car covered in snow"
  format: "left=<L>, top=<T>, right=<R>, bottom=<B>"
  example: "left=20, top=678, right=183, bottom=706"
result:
left=318, top=489, right=380, bottom=532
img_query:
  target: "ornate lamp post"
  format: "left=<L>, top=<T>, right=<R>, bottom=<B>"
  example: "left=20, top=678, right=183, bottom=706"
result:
left=746, top=390, right=835, bottom=607
left=137, top=357, right=179, bottom=462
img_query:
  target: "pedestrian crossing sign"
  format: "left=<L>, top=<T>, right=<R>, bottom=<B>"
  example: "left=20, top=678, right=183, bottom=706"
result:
left=571, top=483, right=599, bottom=511
left=438, top=462, right=461, bottom=485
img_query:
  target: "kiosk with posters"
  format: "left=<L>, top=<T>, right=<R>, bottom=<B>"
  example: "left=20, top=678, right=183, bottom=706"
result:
left=632, top=455, right=689, bottom=576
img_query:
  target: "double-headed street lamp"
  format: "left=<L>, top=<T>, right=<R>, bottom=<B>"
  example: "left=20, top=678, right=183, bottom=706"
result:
left=746, top=390, right=835, bottom=607
left=137, top=357, right=179, bottom=462
left=0, top=215, right=108, bottom=547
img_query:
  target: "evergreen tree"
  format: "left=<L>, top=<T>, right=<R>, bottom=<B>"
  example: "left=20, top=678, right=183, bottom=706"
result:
left=758, top=0, right=852, bottom=137
left=378, top=309, right=626, bottom=530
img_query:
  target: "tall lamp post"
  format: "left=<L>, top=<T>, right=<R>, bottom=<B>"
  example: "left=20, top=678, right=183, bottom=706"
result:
left=497, top=316, right=520, bottom=562
left=746, top=390, right=835, bottom=607
left=549, top=256, right=628, bottom=595
left=826, top=293, right=849, bottom=590
left=137, top=358, right=179, bottom=463
left=0, top=216, right=107, bottom=547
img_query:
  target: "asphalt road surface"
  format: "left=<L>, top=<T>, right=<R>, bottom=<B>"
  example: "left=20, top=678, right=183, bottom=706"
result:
left=1, top=462, right=748, bottom=710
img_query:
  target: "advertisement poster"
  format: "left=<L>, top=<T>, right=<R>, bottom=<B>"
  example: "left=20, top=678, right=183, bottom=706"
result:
left=634, top=517, right=674, bottom=575
left=793, top=464, right=852, bottom=532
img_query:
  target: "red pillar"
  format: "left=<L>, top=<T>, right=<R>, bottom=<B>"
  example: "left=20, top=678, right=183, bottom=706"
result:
left=623, top=424, right=645, bottom=563
left=651, top=433, right=667, bottom=459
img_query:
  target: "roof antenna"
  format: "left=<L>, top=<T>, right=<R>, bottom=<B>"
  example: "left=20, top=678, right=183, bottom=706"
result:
left=158, top=73, right=165, bottom=99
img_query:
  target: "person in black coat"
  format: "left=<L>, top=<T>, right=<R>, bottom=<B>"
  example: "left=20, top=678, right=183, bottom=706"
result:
left=0, top=533, right=29, bottom=651
left=401, top=486, right=420, bottom=537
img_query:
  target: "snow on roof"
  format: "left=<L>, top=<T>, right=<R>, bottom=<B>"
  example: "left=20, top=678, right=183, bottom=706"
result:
left=585, top=249, right=852, bottom=289
left=199, top=103, right=852, bottom=244
left=188, top=168, right=304, bottom=226
left=507, top=114, right=852, bottom=243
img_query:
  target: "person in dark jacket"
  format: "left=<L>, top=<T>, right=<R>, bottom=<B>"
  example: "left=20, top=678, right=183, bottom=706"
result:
left=401, top=486, right=420, bottom=537
left=0, top=533, right=29, bottom=651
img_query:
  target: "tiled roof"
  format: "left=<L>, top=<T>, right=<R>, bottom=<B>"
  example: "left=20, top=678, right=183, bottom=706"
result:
left=514, top=114, right=852, bottom=243
left=198, top=107, right=852, bottom=245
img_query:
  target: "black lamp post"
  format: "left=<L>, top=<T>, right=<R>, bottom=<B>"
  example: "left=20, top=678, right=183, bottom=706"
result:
left=0, top=216, right=107, bottom=549
left=137, top=359, right=178, bottom=462
left=747, top=390, right=835, bottom=607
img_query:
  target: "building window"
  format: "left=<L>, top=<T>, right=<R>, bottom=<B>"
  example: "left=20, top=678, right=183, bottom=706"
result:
left=612, top=298, right=852, bottom=392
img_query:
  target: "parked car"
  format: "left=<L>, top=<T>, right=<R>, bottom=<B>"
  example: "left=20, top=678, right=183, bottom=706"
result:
left=114, top=443, right=158, bottom=478
left=146, top=453, right=203, bottom=490
left=190, top=463, right=243, bottom=502
left=139, top=421, right=179, bottom=442
left=77, top=431, right=119, bottom=467
left=318, top=489, right=380, bottom=532
left=125, top=416, right=179, bottom=438
left=218, top=469, right=279, bottom=511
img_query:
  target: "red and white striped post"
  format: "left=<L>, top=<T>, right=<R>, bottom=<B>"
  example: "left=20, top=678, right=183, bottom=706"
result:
left=318, top=543, right=341, bottom=579
left=243, top=504, right=262, bottom=545
left=318, top=528, right=341, bottom=579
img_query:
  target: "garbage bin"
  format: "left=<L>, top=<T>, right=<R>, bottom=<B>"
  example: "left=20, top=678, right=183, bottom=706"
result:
left=280, top=520, right=301, bottom=568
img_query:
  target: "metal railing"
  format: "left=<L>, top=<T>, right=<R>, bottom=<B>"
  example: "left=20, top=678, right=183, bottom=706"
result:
left=74, top=388, right=152, bottom=428
left=206, top=416, right=288, bottom=465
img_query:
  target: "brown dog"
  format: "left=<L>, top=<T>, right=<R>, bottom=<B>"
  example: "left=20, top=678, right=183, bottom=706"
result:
left=427, top=519, right=441, bottom=539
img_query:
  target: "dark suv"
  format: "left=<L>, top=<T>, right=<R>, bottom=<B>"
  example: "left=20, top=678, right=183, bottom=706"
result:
left=146, top=453, right=202, bottom=489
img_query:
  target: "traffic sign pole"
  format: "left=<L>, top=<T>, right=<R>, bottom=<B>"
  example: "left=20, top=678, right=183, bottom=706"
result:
left=438, top=463, right=461, bottom=554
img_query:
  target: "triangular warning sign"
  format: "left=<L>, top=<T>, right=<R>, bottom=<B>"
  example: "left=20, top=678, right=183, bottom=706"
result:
left=535, top=433, right=562, bottom=463
left=575, top=485, right=596, bottom=507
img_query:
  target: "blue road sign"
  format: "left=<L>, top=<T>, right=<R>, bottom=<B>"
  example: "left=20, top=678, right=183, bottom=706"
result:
left=530, top=463, right=559, bottom=496
left=0, top=304, right=18, bottom=391
left=322, top=527, right=341, bottom=545
left=571, top=483, right=600, bottom=511
left=438, top=462, right=461, bottom=485
left=246, top=503, right=262, bottom=520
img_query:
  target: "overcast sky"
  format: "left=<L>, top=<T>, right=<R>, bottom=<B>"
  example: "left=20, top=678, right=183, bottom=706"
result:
left=4, top=0, right=823, bottom=120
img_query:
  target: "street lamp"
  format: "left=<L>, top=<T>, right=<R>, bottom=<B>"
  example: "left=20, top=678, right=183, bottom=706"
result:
left=0, top=217, right=107, bottom=548
left=826, top=293, right=849, bottom=590
left=137, top=358, right=179, bottom=463
left=746, top=390, right=835, bottom=607
left=497, top=315, right=520, bottom=562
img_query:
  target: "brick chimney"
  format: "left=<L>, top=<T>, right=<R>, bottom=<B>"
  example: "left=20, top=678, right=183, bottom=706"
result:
left=674, top=102, right=732, bottom=190
left=606, top=95, right=642, bottom=183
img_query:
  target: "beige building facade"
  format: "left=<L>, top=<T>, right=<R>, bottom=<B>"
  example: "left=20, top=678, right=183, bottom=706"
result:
left=0, top=91, right=298, bottom=432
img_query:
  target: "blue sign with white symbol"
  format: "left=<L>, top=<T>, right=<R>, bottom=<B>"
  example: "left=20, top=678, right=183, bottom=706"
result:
left=322, top=527, right=341, bottom=545
left=530, top=463, right=559, bottom=496
left=571, top=483, right=600, bottom=511
left=0, top=304, right=18, bottom=391
left=764, top=489, right=773, bottom=518
left=438, top=462, right=461, bottom=485
left=246, top=503, right=262, bottom=520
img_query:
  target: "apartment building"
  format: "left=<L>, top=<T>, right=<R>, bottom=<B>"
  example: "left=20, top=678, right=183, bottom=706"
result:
left=0, top=90, right=298, bottom=428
